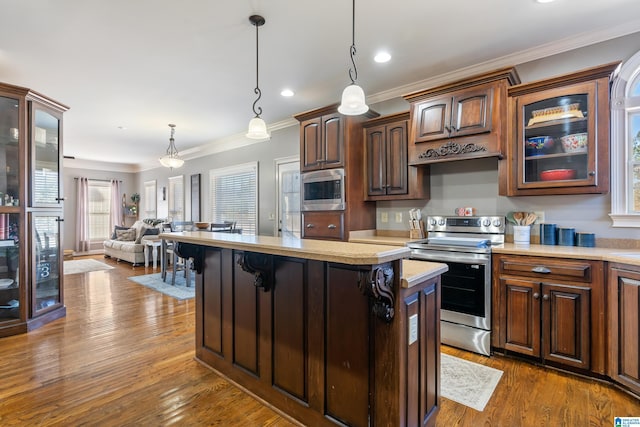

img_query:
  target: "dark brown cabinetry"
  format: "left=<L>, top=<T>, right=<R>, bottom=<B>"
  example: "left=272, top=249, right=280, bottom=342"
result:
left=299, top=112, right=344, bottom=171
left=363, top=112, right=429, bottom=201
left=196, top=247, right=441, bottom=427
left=403, top=68, right=520, bottom=165
left=608, top=262, right=640, bottom=396
left=501, top=62, right=619, bottom=196
left=295, top=105, right=378, bottom=241
left=0, top=82, right=67, bottom=337
left=492, top=254, right=605, bottom=374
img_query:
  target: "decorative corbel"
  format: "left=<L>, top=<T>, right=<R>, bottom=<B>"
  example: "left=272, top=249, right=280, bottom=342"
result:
left=237, top=252, right=271, bottom=292
left=358, top=265, right=395, bottom=322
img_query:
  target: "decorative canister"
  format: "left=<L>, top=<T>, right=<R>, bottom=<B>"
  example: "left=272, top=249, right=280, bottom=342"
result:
left=539, top=223, right=557, bottom=245
left=557, top=227, right=576, bottom=246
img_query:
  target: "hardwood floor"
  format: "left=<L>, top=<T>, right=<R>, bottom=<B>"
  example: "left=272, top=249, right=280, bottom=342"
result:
left=0, top=255, right=637, bottom=426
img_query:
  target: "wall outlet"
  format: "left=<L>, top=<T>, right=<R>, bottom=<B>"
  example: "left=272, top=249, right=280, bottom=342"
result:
left=534, top=211, right=545, bottom=224
left=381, top=212, right=389, bottom=223
left=395, top=212, right=403, bottom=223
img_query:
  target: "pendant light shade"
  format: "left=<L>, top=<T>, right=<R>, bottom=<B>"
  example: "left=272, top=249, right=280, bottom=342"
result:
left=338, top=0, right=368, bottom=116
left=159, top=124, right=184, bottom=169
left=246, top=14, right=270, bottom=140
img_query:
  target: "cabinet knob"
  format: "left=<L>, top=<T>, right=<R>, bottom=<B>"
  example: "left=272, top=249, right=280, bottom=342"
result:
left=533, top=292, right=540, bottom=299
left=543, top=294, right=550, bottom=301
left=306, top=223, right=314, bottom=228
left=327, top=224, right=336, bottom=229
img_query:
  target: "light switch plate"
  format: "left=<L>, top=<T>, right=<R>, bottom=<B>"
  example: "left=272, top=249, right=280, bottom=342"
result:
left=409, top=314, right=418, bottom=345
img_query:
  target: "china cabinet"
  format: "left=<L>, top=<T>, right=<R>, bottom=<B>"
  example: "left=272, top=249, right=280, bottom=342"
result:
left=500, top=62, right=619, bottom=196
left=492, top=254, right=605, bottom=374
left=363, top=112, right=429, bottom=201
left=403, top=68, right=520, bottom=165
left=0, top=81, right=68, bottom=337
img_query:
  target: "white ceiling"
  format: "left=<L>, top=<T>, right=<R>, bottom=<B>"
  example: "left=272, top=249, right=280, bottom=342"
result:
left=2, top=0, right=640, bottom=169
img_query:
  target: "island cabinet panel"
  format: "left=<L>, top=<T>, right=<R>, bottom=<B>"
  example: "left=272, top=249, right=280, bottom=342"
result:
left=608, top=263, right=640, bottom=397
left=325, top=264, right=370, bottom=426
left=194, top=245, right=441, bottom=427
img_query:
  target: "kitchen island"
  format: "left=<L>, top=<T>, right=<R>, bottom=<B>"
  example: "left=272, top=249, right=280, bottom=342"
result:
left=161, top=231, right=447, bottom=427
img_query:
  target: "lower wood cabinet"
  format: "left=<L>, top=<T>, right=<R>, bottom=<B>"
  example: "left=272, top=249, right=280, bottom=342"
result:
left=492, top=254, right=605, bottom=374
left=195, top=247, right=441, bottom=427
left=608, top=262, right=640, bottom=396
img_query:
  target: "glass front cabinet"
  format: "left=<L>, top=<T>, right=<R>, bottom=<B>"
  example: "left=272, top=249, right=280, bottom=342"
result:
left=501, top=63, right=619, bottom=196
left=0, top=82, right=68, bottom=337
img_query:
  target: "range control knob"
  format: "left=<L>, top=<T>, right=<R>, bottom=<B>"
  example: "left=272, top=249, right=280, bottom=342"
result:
left=493, top=219, right=502, bottom=227
left=482, top=219, right=491, bottom=227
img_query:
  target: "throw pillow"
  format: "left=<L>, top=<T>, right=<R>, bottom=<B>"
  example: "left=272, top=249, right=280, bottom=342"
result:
left=115, top=228, right=136, bottom=241
left=111, top=225, right=130, bottom=239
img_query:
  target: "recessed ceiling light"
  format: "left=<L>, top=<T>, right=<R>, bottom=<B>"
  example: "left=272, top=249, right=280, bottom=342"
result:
left=280, top=89, right=294, bottom=97
left=374, top=51, right=391, bottom=63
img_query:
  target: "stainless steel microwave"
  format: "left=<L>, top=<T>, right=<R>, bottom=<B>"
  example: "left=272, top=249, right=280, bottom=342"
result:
left=301, top=168, right=345, bottom=211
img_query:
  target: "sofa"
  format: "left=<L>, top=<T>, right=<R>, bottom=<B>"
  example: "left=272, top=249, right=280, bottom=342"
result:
left=103, top=219, right=164, bottom=266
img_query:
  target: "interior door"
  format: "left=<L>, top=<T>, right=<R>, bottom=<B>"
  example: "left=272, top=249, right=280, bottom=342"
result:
left=275, top=157, right=300, bottom=238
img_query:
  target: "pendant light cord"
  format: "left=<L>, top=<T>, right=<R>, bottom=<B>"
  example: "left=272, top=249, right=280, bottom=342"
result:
left=348, top=0, right=358, bottom=84
left=252, top=17, right=263, bottom=118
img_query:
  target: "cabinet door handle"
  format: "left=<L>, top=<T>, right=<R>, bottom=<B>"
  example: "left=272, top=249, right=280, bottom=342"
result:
left=542, top=294, right=550, bottom=301
left=327, top=224, right=336, bottom=229
left=531, top=266, right=551, bottom=274
left=306, top=223, right=314, bottom=228
left=533, top=292, right=540, bottom=299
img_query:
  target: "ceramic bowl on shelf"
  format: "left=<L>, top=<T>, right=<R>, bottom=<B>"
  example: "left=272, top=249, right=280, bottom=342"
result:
left=539, top=169, right=577, bottom=181
left=560, top=132, right=588, bottom=153
left=194, top=222, right=210, bottom=230
left=525, top=136, right=554, bottom=156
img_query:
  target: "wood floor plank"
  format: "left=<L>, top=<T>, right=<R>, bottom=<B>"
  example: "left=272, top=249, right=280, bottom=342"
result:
left=0, top=255, right=637, bottom=426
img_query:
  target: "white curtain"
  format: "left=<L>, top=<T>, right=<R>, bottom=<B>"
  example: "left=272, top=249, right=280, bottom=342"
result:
left=110, top=180, right=122, bottom=230
left=75, top=177, right=90, bottom=252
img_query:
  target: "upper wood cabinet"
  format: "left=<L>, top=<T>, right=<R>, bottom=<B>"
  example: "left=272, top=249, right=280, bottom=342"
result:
left=298, top=112, right=344, bottom=171
left=363, top=112, right=429, bottom=201
left=500, top=62, right=619, bottom=196
left=403, top=68, right=520, bottom=165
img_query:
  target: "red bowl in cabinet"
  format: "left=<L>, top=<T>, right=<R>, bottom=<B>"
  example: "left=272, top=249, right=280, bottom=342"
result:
left=539, top=169, right=577, bottom=181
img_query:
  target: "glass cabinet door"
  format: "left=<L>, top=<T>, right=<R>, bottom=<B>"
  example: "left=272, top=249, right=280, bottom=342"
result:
left=31, top=212, right=62, bottom=315
left=0, top=213, right=20, bottom=322
left=31, top=106, right=62, bottom=207
left=516, top=82, right=598, bottom=189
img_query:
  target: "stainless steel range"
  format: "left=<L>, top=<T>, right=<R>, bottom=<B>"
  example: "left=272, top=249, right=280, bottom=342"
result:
left=407, top=215, right=505, bottom=356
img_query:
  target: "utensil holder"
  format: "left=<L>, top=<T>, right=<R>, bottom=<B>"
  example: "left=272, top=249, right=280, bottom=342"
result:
left=513, top=225, right=531, bottom=245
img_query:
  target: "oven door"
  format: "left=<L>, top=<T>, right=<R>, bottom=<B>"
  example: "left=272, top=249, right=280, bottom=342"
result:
left=409, top=248, right=491, bottom=330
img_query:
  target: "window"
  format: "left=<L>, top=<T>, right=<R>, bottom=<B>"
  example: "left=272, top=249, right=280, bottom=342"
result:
left=144, top=180, right=157, bottom=218
left=88, top=180, right=111, bottom=241
left=611, top=52, right=640, bottom=227
left=210, top=162, right=258, bottom=235
left=168, top=175, right=184, bottom=221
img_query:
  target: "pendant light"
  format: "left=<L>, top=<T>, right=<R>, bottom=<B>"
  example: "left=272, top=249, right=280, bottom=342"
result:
left=246, top=15, right=270, bottom=140
left=338, top=0, right=369, bottom=115
left=159, top=124, right=184, bottom=169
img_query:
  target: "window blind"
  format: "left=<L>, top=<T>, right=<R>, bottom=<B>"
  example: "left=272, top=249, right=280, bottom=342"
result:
left=210, top=162, right=258, bottom=235
left=88, top=180, right=111, bottom=241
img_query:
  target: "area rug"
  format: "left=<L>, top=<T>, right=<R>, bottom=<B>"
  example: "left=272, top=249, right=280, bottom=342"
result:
left=128, top=273, right=195, bottom=300
left=64, top=259, right=114, bottom=275
left=441, top=353, right=503, bottom=412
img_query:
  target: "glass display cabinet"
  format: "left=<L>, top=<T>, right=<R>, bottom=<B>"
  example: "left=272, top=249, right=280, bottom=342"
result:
left=0, top=81, right=68, bottom=337
left=502, top=63, right=619, bottom=196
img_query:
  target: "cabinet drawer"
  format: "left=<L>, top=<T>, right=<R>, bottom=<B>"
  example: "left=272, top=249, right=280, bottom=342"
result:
left=302, top=212, right=344, bottom=240
left=498, top=255, right=592, bottom=283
